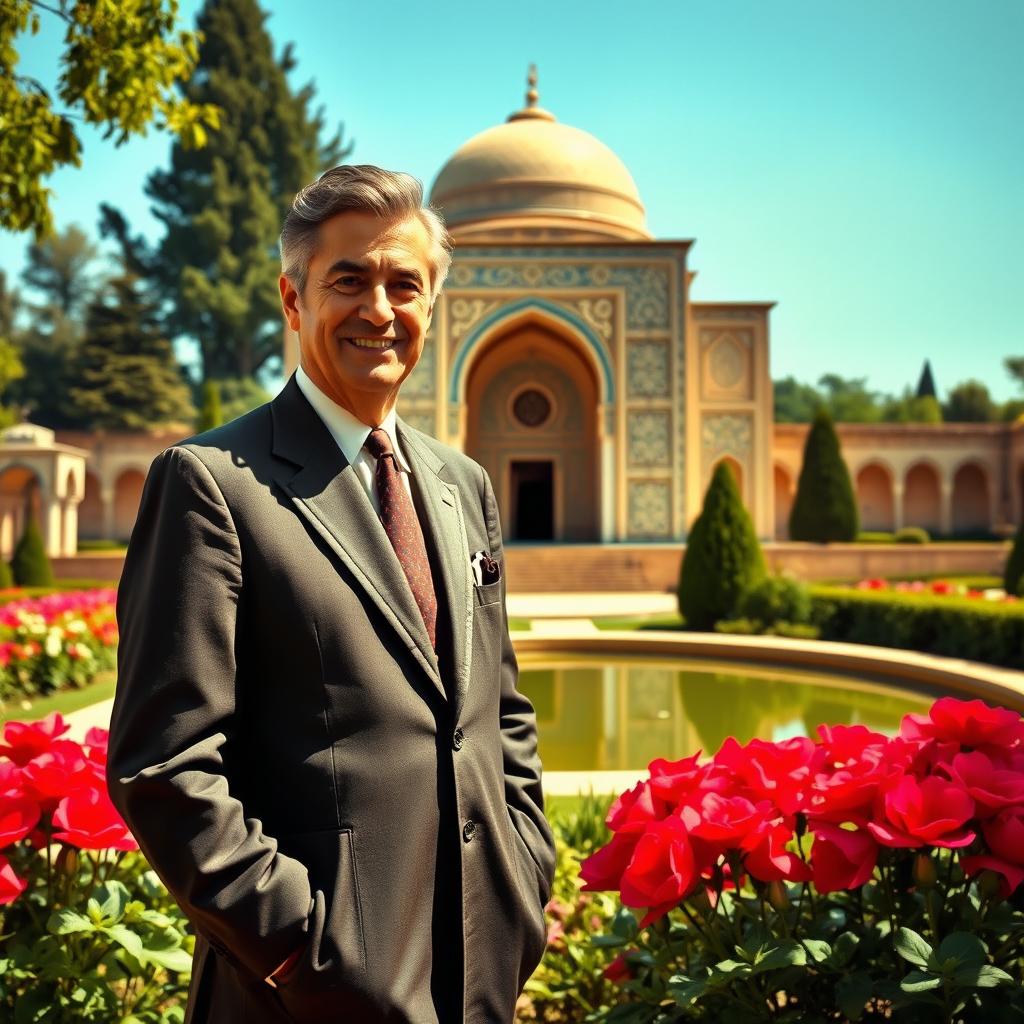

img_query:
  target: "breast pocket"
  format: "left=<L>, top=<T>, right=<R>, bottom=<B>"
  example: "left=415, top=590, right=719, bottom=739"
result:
left=474, top=580, right=503, bottom=607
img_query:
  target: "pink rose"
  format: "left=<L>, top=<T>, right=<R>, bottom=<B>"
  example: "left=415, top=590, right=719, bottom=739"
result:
left=945, top=751, right=1024, bottom=816
left=982, top=806, right=1024, bottom=865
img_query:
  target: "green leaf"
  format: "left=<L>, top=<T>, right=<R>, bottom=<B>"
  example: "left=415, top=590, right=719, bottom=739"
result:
left=936, top=931, right=987, bottom=970
left=752, top=940, right=806, bottom=974
left=831, top=931, right=860, bottom=968
left=47, top=909, right=94, bottom=935
left=836, top=971, right=874, bottom=1021
left=894, top=927, right=933, bottom=969
left=95, top=880, right=131, bottom=924
left=669, top=973, right=709, bottom=1006
left=592, top=933, right=627, bottom=948
left=901, top=970, right=943, bottom=993
left=952, top=964, right=1014, bottom=989
left=104, top=924, right=144, bottom=959
left=141, top=943, right=192, bottom=973
left=611, top=907, right=638, bottom=940
left=801, top=938, right=832, bottom=964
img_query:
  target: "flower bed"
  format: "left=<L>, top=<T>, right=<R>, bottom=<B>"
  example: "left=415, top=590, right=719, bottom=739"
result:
left=0, top=589, right=118, bottom=706
left=854, top=577, right=1014, bottom=602
left=810, top=585, right=1024, bottom=670
left=580, top=697, right=1024, bottom=1022
left=0, top=713, right=192, bottom=1021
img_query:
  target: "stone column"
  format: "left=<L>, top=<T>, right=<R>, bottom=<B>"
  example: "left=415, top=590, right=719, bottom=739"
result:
left=101, top=484, right=116, bottom=541
left=42, top=498, right=62, bottom=558
left=940, top=480, right=954, bottom=536
left=61, top=497, right=79, bottom=556
left=893, top=483, right=905, bottom=532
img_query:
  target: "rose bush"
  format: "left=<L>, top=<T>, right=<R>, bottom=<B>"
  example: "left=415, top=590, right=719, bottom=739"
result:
left=581, top=696, right=1024, bottom=1023
left=0, top=712, right=193, bottom=1022
left=0, top=590, right=118, bottom=705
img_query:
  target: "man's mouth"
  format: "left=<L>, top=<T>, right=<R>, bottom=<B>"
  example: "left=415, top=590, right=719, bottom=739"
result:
left=346, top=337, right=398, bottom=350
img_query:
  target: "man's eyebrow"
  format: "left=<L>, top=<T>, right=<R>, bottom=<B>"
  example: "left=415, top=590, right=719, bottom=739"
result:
left=324, top=259, right=368, bottom=278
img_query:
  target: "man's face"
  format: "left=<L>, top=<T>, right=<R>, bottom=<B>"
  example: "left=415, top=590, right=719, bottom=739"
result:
left=280, top=210, right=434, bottom=421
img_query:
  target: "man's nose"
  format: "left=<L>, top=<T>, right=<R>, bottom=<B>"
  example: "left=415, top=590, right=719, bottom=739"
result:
left=360, top=285, right=393, bottom=326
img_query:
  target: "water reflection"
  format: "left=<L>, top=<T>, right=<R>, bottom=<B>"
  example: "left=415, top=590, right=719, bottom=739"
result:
left=519, top=658, right=932, bottom=773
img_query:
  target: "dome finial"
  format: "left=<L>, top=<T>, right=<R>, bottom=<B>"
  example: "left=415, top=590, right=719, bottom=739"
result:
left=525, top=63, right=539, bottom=108
left=508, top=63, right=555, bottom=122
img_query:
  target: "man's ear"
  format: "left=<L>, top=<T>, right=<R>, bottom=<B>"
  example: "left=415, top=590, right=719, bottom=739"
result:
left=279, top=274, right=302, bottom=333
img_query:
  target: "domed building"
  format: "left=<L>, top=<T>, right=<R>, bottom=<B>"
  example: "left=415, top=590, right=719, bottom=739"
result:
left=386, top=71, right=776, bottom=544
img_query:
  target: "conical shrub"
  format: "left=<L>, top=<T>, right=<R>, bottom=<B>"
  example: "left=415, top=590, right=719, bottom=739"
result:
left=0, top=559, right=13, bottom=590
left=789, top=410, right=859, bottom=542
left=1005, top=523, right=1024, bottom=596
left=678, top=462, right=766, bottom=630
left=196, top=379, right=223, bottom=433
left=11, top=518, right=54, bottom=587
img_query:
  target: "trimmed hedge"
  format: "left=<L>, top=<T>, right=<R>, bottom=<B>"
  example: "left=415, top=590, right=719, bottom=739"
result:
left=11, top=520, right=54, bottom=587
left=1006, top=523, right=1024, bottom=596
left=810, top=585, right=1024, bottom=669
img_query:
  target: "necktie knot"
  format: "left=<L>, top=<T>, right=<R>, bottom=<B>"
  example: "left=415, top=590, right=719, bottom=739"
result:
left=364, top=428, right=394, bottom=461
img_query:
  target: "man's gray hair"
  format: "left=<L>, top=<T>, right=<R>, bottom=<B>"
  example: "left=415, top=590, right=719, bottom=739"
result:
left=280, top=164, right=453, bottom=300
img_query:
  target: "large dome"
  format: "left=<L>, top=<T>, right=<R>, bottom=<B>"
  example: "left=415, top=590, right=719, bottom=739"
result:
left=429, top=73, right=650, bottom=242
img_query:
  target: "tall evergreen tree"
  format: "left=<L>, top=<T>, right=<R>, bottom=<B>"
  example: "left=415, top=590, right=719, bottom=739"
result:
left=146, top=0, right=349, bottom=381
left=678, top=462, right=765, bottom=630
left=789, top=410, right=859, bottom=542
left=196, top=380, right=223, bottom=432
left=66, top=273, right=195, bottom=431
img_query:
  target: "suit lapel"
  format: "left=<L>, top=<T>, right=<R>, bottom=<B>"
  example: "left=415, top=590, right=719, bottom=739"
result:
left=397, top=420, right=474, bottom=719
left=270, top=378, right=445, bottom=700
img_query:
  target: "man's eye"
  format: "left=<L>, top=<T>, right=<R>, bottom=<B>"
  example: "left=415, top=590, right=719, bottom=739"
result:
left=393, top=280, right=421, bottom=293
left=333, top=276, right=360, bottom=288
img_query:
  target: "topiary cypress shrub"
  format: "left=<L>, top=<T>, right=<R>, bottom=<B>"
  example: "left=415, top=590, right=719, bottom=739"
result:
left=0, top=559, right=13, bottom=590
left=196, top=379, right=223, bottom=433
left=738, top=575, right=812, bottom=627
left=1005, top=523, right=1024, bottom=596
left=11, top=519, right=54, bottom=587
left=789, top=410, right=859, bottom=542
left=678, top=462, right=766, bottom=630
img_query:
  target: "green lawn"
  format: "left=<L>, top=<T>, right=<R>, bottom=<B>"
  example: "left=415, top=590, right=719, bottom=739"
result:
left=592, top=612, right=685, bottom=631
left=0, top=672, right=116, bottom=725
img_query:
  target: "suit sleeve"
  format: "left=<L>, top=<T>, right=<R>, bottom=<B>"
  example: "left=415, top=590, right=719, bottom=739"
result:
left=480, top=466, right=556, bottom=899
left=106, top=446, right=312, bottom=980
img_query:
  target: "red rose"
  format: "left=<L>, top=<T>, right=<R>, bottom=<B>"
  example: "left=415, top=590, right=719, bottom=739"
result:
left=745, top=821, right=812, bottom=883
left=689, top=792, right=774, bottom=852
left=810, top=725, right=890, bottom=821
left=900, top=698, right=1024, bottom=750
left=606, top=779, right=669, bottom=835
left=714, top=736, right=816, bottom=815
left=0, top=761, right=22, bottom=798
left=580, top=830, right=640, bottom=892
left=982, top=806, right=1024, bottom=865
left=20, top=740, right=94, bottom=808
left=0, top=854, right=26, bottom=905
left=648, top=751, right=722, bottom=807
left=0, top=713, right=70, bottom=766
left=0, top=794, right=40, bottom=849
left=945, top=752, right=1024, bottom=817
left=52, top=787, right=138, bottom=851
left=620, top=815, right=698, bottom=927
left=961, top=855, right=1024, bottom=900
left=603, top=953, right=634, bottom=984
left=867, top=774, right=976, bottom=849
left=810, top=822, right=878, bottom=892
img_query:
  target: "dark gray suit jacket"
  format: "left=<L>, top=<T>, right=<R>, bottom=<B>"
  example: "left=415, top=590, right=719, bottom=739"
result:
left=107, top=376, right=555, bottom=1023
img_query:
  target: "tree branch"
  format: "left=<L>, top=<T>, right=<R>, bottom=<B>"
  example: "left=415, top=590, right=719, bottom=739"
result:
left=28, top=0, right=73, bottom=22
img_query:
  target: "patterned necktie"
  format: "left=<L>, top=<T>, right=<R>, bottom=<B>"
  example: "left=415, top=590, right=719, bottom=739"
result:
left=363, top=428, right=438, bottom=649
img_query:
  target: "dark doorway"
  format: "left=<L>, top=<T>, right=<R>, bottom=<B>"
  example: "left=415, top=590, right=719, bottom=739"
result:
left=511, top=461, right=554, bottom=540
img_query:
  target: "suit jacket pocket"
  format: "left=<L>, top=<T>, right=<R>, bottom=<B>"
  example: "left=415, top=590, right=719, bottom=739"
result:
left=278, top=827, right=366, bottom=979
left=474, top=580, right=502, bottom=607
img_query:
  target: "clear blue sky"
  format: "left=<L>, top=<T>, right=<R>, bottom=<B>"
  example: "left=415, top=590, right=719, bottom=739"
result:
left=2, top=0, right=1021, bottom=399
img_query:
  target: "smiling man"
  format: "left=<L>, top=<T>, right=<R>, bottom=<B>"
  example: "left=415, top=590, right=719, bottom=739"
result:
left=107, top=165, right=554, bottom=1024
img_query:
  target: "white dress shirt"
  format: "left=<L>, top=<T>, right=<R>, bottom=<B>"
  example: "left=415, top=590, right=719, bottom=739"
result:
left=295, top=366, right=413, bottom=516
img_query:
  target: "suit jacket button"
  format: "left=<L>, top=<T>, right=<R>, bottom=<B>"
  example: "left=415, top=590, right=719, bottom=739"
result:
left=452, top=728, right=465, bottom=751
left=462, top=819, right=476, bottom=843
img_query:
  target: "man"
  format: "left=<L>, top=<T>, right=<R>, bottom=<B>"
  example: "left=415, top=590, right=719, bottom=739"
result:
left=107, top=165, right=554, bottom=1024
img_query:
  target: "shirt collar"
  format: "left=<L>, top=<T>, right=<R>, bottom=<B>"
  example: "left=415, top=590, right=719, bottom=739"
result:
left=295, top=366, right=412, bottom=474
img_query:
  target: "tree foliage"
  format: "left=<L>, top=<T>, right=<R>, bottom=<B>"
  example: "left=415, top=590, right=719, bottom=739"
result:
left=943, top=379, right=997, bottom=423
left=0, top=0, right=219, bottom=236
left=196, top=379, right=222, bottom=432
left=678, top=462, right=765, bottom=630
left=66, top=272, right=195, bottom=431
left=789, top=410, right=859, bottom=542
left=1005, top=524, right=1024, bottom=598
left=146, top=0, right=349, bottom=381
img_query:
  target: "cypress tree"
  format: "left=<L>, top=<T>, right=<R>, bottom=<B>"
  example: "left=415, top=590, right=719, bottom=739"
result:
left=11, top=519, right=54, bottom=587
left=1005, top=524, right=1024, bottom=596
left=0, top=559, right=13, bottom=590
left=196, top=380, right=223, bottom=432
left=789, top=410, right=859, bottom=542
left=678, top=462, right=766, bottom=630
left=66, top=274, right=195, bottom=431
left=146, top=0, right=348, bottom=381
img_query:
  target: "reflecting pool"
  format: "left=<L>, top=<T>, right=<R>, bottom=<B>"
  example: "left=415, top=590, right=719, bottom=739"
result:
left=519, top=655, right=933, bottom=773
